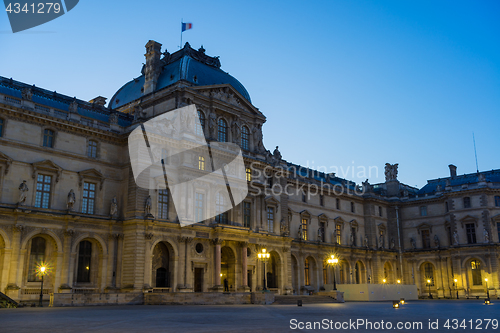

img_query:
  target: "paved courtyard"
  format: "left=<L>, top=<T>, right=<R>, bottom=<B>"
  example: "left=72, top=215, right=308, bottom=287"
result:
left=0, top=300, right=498, bottom=332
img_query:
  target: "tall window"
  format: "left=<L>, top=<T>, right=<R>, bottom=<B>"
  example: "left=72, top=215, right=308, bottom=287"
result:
left=379, top=206, right=383, bottom=217
left=351, top=227, right=357, bottom=246
left=319, top=195, right=324, bottom=207
left=422, top=229, right=431, bottom=249
left=82, top=182, right=96, bottom=214
left=195, top=192, right=204, bottom=222
left=241, top=126, right=249, bottom=150
left=196, top=111, right=205, bottom=136
left=466, top=223, right=476, bottom=244
left=445, top=201, right=449, bottom=212
left=246, top=167, right=252, bottom=181
left=267, top=207, right=274, bottom=232
left=158, top=189, right=169, bottom=219
left=215, top=192, right=228, bottom=224
left=28, top=237, right=46, bottom=282
left=420, top=206, right=427, bottom=216
left=0, top=118, right=4, bottom=137
left=77, top=240, right=92, bottom=283
left=471, top=260, right=482, bottom=285
left=301, top=218, right=308, bottom=241
left=463, top=197, right=471, bottom=209
left=43, top=129, right=54, bottom=148
left=304, top=259, right=310, bottom=286
left=320, top=222, right=325, bottom=242
left=351, top=202, right=355, bottom=213
left=218, top=118, right=228, bottom=142
left=198, top=156, right=205, bottom=171
left=243, top=202, right=251, bottom=228
left=35, top=174, right=52, bottom=208
left=497, top=222, right=500, bottom=245
left=336, top=198, right=340, bottom=210
left=355, top=262, right=360, bottom=284
left=87, top=140, right=97, bottom=158
left=323, top=263, right=327, bottom=285
left=424, top=263, right=434, bottom=286
left=336, top=224, right=342, bottom=244
left=302, top=192, right=306, bottom=203
left=495, top=196, right=500, bottom=207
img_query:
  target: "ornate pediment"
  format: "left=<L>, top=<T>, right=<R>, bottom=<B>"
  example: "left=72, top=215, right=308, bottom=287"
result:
left=350, top=219, right=359, bottom=230
left=78, top=168, right=104, bottom=190
left=264, top=196, right=280, bottom=207
left=31, top=160, right=63, bottom=182
left=192, top=84, right=263, bottom=116
left=416, top=222, right=433, bottom=234
left=0, top=151, right=13, bottom=174
left=460, top=214, right=478, bottom=228
left=492, top=214, right=500, bottom=223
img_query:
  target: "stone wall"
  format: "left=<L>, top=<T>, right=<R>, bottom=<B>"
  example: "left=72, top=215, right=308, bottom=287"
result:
left=49, top=292, right=144, bottom=307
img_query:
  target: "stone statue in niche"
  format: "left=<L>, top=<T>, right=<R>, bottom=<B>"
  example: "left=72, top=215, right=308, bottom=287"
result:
left=18, top=180, right=29, bottom=205
left=390, top=238, right=395, bottom=249
left=280, top=218, right=289, bottom=236
left=483, top=229, right=489, bottom=243
left=363, top=236, right=369, bottom=248
left=252, top=124, right=264, bottom=153
left=384, top=163, right=398, bottom=181
left=231, top=118, right=241, bottom=144
left=434, top=234, right=440, bottom=248
left=410, top=237, right=416, bottom=250
left=145, top=195, right=152, bottom=216
left=110, top=196, right=118, bottom=217
left=453, top=231, right=459, bottom=245
left=379, top=234, right=384, bottom=248
left=208, top=112, right=217, bottom=139
left=317, top=227, right=323, bottom=242
left=67, top=189, right=76, bottom=210
left=297, top=227, right=303, bottom=240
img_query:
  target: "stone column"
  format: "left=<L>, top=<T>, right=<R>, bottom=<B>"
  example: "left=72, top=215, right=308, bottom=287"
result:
left=239, top=242, right=250, bottom=291
left=5, top=225, right=22, bottom=300
left=211, top=238, right=223, bottom=291
left=177, top=236, right=193, bottom=292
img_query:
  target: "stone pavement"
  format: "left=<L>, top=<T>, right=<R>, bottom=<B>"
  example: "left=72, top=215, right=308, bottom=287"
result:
left=0, top=300, right=498, bottom=332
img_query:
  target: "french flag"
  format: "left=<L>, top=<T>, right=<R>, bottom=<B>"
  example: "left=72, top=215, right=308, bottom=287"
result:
left=182, top=23, right=193, bottom=32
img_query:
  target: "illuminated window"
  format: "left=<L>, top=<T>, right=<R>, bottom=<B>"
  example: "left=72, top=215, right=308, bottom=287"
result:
left=267, top=207, right=274, bottom=232
left=158, top=189, right=169, bottom=219
left=87, top=140, right=97, bottom=158
left=218, top=118, right=228, bottom=142
left=198, top=156, right=205, bottom=171
left=28, top=237, right=46, bottom=282
left=471, top=260, right=482, bottom=285
left=301, top=218, right=308, bottom=241
left=246, top=167, right=252, bottom=181
left=304, top=259, right=310, bottom=286
left=336, top=224, right=342, bottom=244
left=35, top=174, right=51, bottom=208
left=77, top=240, right=92, bottom=283
left=43, top=129, right=54, bottom=148
left=241, top=126, right=249, bottom=150
left=82, top=182, right=96, bottom=214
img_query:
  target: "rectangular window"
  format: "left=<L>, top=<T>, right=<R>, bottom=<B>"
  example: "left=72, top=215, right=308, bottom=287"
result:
left=267, top=207, right=274, bottom=233
left=43, top=129, right=54, bottom=148
left=319, top=195, right=324, bottom=207
left=422, top=229, right=431, bottom=249
left=351, top=227, right=356, bottom=246
left=420, top=206, right=427, bottom=216
left=302, top=192, right=306, bottom=203
left=424, top=263, right=434, bottom=286
left=198, top=156, right=205, bottom=171
left=336, top=224, right=342, bottom=244
left=301, top=218, right=308, bottom=241
left=195, top=192, right=204, bottom=222
left=158, top=189, right=169, bottom=219
left=87, top=140, right=97, bottom=158
left=35, top=174, right=51, bottom=208
left=0, top=118, right=3, bottom=137
left=320, top=222, right=325, bottom=242
left=243, top=202, right=251, bottom=228
left=463, top=197, right=471, bottom=208
left=336, top=198, right=340, bottom=210
left=445, top=201, right=449, bottom=212
left=351, top=202, right=355, bottom=213
left=246, top=168, right=252, bottom=181
left=81, top=182, right=96, bottom=214
left=323, top=264, right=327, bottom=285
left=304, top=259, right=310, bottom=286
left=495, top=196, right=500, bottom=207
left=379, top=206, right=382, bottom=217
left=497, top=222, right=500, bottom=244
left=466, top=223, right=476, bottom=244
left=471, top=260, right=482, bottom=285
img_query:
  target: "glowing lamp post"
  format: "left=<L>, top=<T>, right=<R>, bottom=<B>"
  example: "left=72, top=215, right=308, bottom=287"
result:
left=454, top=278, right=459, bottom=299
left=397, top=279, right=401, bottom=284
left=427, top=279, right=432, bottom=299
left=327, top=255, right=339, bottom=291
left=258, top=248, right=270, bottom=291
left=382, top=278, right=387, bottom=283
left=38, top=265, right=47, bottom=307
left=485, top=278, right=489, bottom=299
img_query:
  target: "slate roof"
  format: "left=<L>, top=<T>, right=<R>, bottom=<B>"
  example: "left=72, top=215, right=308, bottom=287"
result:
left=418, top=169, right=500, bottom=195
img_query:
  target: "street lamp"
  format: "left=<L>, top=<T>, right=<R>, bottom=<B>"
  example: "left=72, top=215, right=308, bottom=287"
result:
left=382, top=278, right=387, bottom=283
left=427, top=279, right=432, bottom=299
left=397, top=279, right=401, bottom=284
left=485, top=278, right=489, bottom=299
left=39, top=265, right=47, bottom=307
left=327, top=255, right=339, bottom=291
left=258, top=248, right=270, bottom=291
left=454, top=278, right=458, bottom=299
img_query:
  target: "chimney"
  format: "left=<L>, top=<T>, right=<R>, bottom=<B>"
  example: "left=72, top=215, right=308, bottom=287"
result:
left=448, top=164, right=457, bottom=178
left=143, top=40, right=162, bottom=95
left=89, top=96, right=107, bottom=107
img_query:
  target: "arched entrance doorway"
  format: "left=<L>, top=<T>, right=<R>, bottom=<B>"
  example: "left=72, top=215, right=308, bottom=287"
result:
left=267, top=251, right=280, bottom=290
left=383, top=261, right=394, bottom=284
left=221, top=246, right=236, bottom=291
left=152, top=242, right=172, bottom=288
left=354, top=261, right=366, bottom=284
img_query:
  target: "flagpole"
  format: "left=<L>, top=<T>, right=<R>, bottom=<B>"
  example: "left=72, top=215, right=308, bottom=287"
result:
left=180, top=19, right=183, bottom=49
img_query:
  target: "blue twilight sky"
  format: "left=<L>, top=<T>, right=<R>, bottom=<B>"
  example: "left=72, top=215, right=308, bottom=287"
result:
left=1, top=0, right=499, bottom=188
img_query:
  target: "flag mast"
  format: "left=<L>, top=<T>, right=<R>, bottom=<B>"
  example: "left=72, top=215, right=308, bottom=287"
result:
left=180, top=18, right=183, bottom=49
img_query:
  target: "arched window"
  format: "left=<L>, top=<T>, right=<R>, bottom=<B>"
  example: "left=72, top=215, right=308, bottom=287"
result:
left=218, top=118, right=228, bottom=142
left=215, top=192, right=228, bottom=224
left=77, top=240, right=92, bottom=283
left=196, top=111, right=205, bottom=136
left=28, top=237, right=46, bottom=282
left=424, top=263, right=434, bottom=286
left=43, top=129, right=54, bottom=148
left=241, top=126, right=249, bottom=150
left=355, top=262, right=360, bottom=284
left=304, top=258, right=310, bottom=286
left=471, top=260, right=482, bottom=285
left=87, top=140, right=97, bottom=158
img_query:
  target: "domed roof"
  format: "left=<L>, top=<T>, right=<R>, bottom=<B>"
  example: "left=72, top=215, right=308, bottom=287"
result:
left=109, top=43, right=251, bottom=109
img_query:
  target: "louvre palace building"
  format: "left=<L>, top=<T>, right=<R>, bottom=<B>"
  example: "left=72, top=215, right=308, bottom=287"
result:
left=0, top=40, right=499, bottom=305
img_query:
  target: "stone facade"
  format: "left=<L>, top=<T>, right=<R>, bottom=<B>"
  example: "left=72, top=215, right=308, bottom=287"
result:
left=0, top=41, right=499, bottom=305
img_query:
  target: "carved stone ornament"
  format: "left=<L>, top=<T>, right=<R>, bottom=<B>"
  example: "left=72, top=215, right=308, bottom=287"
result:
left=21, top=88, right=33, bottom=101
left=384, top=163, right=398, bottom=181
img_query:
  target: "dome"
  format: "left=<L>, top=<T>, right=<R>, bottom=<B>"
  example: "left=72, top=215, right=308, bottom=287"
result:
left=109, top=43, right=251, bottom=109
